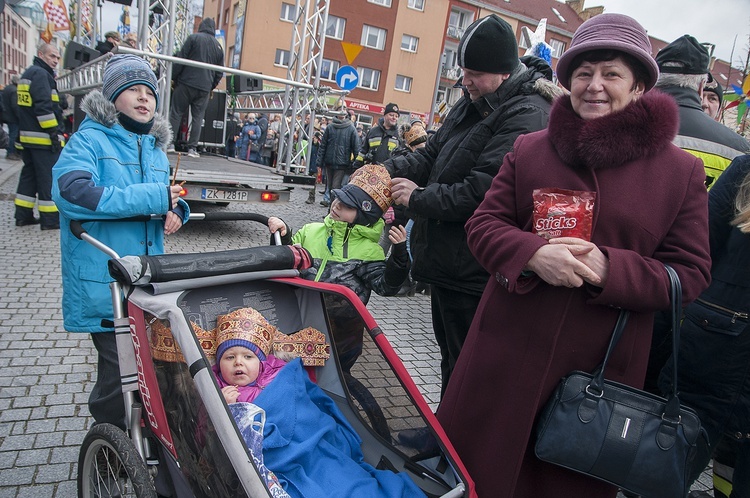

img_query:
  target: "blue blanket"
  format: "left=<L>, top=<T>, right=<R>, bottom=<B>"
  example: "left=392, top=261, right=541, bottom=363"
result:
left=252, top=359, right=425, bottom=498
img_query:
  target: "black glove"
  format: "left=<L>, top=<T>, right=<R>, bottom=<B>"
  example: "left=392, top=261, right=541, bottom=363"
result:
left=49, top=133, right=61, bottom=153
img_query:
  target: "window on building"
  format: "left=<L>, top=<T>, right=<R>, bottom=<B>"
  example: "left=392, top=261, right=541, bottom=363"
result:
left=280, top=3, right=296, bottom=22
left=326, top=15, right=346, bottom=39
left=408, top=0, right=425, bottom=11
left=361, top=25, right=387, bottom=50
left=550, top=38, right=566, bottom=59
left=223, top=8, right=229, bottom=25
left=318, top=58, right=340, bottom=81
left=233, top=2, right=241, bottom=24
left=358, top=67, right=381, bottom=90
left=368, top=0, right=391, bottom=6
left=401, top=34, right=418, bottom=52
left=447, top=9, right=472, bottom=38
left=275, top=49, right=291, bottom=67
left=395, top=74, right=413, bottom=92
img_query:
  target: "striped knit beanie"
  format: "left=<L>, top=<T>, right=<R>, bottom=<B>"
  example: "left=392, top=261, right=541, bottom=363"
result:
left=102, top=55, right=159, bottom=107
left=457, top=14, right=519, bottom=74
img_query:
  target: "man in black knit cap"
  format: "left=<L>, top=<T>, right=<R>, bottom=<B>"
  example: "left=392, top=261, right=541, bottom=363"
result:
left=384, top=13, right=561, bottom=402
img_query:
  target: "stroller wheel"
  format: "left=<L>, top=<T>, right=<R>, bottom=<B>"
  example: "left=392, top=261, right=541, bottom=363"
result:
left=78, top=423, right=156, bottom=498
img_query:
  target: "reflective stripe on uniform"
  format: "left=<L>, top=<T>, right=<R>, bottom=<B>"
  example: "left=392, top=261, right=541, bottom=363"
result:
left=38, top=200, right=58, bottom=213
left=51, top=90, right=59, bottom=103
left=37, top=113, right=59, bottom=129
left=14, top=194, right=36, bottom=208
left=17, top=80, right=32, bottom=107
left=19, top=131, right=53, bottom=146
left=674, top=134, right=745, bottom=188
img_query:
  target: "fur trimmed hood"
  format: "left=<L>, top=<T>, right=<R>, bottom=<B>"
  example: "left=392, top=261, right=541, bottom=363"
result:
left=80, top=90, right=172, bottom=147
left=548, top=90, right=679, bottom=170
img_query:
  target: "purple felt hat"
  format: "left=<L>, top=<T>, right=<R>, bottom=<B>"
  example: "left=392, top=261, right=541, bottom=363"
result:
left=556, top=13, right=659, bottom=91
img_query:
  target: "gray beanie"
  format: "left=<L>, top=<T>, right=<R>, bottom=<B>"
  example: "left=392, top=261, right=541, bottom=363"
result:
left=102, top=55, right=159, bottom=107
left=458, top=14, right=519, bottom=74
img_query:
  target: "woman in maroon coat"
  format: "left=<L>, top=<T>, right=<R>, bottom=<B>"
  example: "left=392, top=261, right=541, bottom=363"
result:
left=436, top=14, right=712, bottom=498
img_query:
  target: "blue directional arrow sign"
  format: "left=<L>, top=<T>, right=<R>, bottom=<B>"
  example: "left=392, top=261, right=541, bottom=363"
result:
left=336, top=65, right=359, bottom=91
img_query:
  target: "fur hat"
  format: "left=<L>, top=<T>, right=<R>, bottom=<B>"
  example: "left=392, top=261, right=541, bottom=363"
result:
left=400, top=119, right=427, bottom=148
left=213, top=308, right=277, bottom=362
left=457, top=14, right=519, bottom=74
left=384, top=103, right=399, bottom=115
left=556, top=13, right=659, bottom=91
left=332, top=164, right=393, bottom=226
left=102, top=55, right=159, bottom=107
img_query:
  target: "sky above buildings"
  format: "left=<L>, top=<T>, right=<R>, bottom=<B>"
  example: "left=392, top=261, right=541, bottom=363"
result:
left=96, top=0, right=750, bottom=68
left=592, top=0, right=750, bottom=66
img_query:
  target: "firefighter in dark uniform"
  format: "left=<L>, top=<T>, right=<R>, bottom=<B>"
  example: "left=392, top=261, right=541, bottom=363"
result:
left=14, top=43, right=65, bottom=230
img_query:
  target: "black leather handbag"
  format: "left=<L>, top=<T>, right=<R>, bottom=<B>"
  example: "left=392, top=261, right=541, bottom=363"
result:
left=534, top=265, right=707, bottom=498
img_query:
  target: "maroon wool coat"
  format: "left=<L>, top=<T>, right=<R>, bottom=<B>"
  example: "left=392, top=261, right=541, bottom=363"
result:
left=437, top=92, right=712, bottom=498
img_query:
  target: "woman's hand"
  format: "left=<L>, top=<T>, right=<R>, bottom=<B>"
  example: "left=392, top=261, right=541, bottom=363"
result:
left=549, top=237, right=609, bottom=287
left=164, top=211, right=183, bottom=235
left=221, top=385, right=240, bottom=404
left=268, top=216, right=287, bottom=236
left=388, top=224, right=407, bottom=245
left=526, top=242, right=603, bottom=288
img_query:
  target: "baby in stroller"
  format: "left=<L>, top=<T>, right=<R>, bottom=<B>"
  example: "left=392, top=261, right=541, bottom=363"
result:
left=199, top=306, right=426, bottom=498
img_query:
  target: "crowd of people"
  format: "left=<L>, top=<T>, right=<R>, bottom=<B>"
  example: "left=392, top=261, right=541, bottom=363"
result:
left=4, top=9, right=750, bottom=498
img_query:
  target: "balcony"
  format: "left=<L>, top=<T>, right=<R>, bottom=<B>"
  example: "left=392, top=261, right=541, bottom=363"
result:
left=446, top=25, right=464, bottom=40
left=441, top=66, right=462, bottom=80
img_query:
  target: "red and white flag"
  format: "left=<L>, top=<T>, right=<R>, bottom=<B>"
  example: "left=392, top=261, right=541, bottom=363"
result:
left=43, top=0, right=70, bottom=31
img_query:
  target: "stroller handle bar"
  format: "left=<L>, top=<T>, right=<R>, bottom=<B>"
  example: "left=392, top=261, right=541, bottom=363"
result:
left=69, top=212, right=281, bottom=247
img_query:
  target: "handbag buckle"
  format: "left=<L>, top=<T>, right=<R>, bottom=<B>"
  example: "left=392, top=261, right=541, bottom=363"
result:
left=661, top=413, right=681, bottom=425
left=585, top=385, right=603, bottom=398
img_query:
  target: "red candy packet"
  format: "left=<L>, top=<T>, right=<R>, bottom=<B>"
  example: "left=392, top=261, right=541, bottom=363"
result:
left=532, top=188, right=596, bottom=241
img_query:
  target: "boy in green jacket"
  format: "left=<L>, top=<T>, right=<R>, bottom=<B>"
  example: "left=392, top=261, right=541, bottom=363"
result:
left=268, top=164, right=409, bottom=372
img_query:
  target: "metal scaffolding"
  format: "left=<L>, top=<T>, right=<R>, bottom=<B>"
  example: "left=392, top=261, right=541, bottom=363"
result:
left=57, top=0, right=339, bottom=175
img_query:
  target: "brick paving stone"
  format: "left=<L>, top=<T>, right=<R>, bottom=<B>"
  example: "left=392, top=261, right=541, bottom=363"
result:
left=34, top=462, right=73, bottom=484
left=14, top=449, right=50, bottom=467
left=16, top=484, right=57, bottom=497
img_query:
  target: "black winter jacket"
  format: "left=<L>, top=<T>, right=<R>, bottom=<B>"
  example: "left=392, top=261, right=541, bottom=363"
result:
left=659, top=153, right=750, bottom=438
left=384, top=57, right=560, bottom=294
left=658, top=85, right=749, bottom=187
left=354, top=117, right=401, bottom=166
left=1, top=82, right=19, bottom=124
left=172, top=18, right=224, bottom=92
left=18, top=57, right=65, bottom=149
left=316, top=118, right=359, bottom=170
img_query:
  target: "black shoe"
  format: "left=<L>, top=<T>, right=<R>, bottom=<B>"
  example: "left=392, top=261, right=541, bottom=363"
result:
left=320, top=200, right=330, bottom=207
left=16, top=218, right=40, bottom=227
left=40, top=224, right=60, bottom=231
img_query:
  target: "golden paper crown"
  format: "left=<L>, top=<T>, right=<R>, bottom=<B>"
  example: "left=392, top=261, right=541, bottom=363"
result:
left=151, top=316, right=216, bottom=363
left=348, top=164, right=393, bottom=213
left=401, top=120, right=427, bottom=147
left=273, top=327, right=330, bottom=366
left=215, top=307, right=277, bottom=360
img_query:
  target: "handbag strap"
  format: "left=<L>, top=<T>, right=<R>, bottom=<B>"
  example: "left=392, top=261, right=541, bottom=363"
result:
left=589, top=265, right=683, bottom=421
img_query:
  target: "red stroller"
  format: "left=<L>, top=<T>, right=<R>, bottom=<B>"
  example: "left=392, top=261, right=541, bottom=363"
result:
left=73, top=213, right=476, bottom=497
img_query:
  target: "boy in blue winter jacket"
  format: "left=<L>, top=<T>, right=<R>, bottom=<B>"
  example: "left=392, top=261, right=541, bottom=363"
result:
left=52, top=55, right=190, bottom=429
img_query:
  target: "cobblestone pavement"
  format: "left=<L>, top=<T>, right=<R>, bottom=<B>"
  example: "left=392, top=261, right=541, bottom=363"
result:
left=0, top=153, right=712, bottom=497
